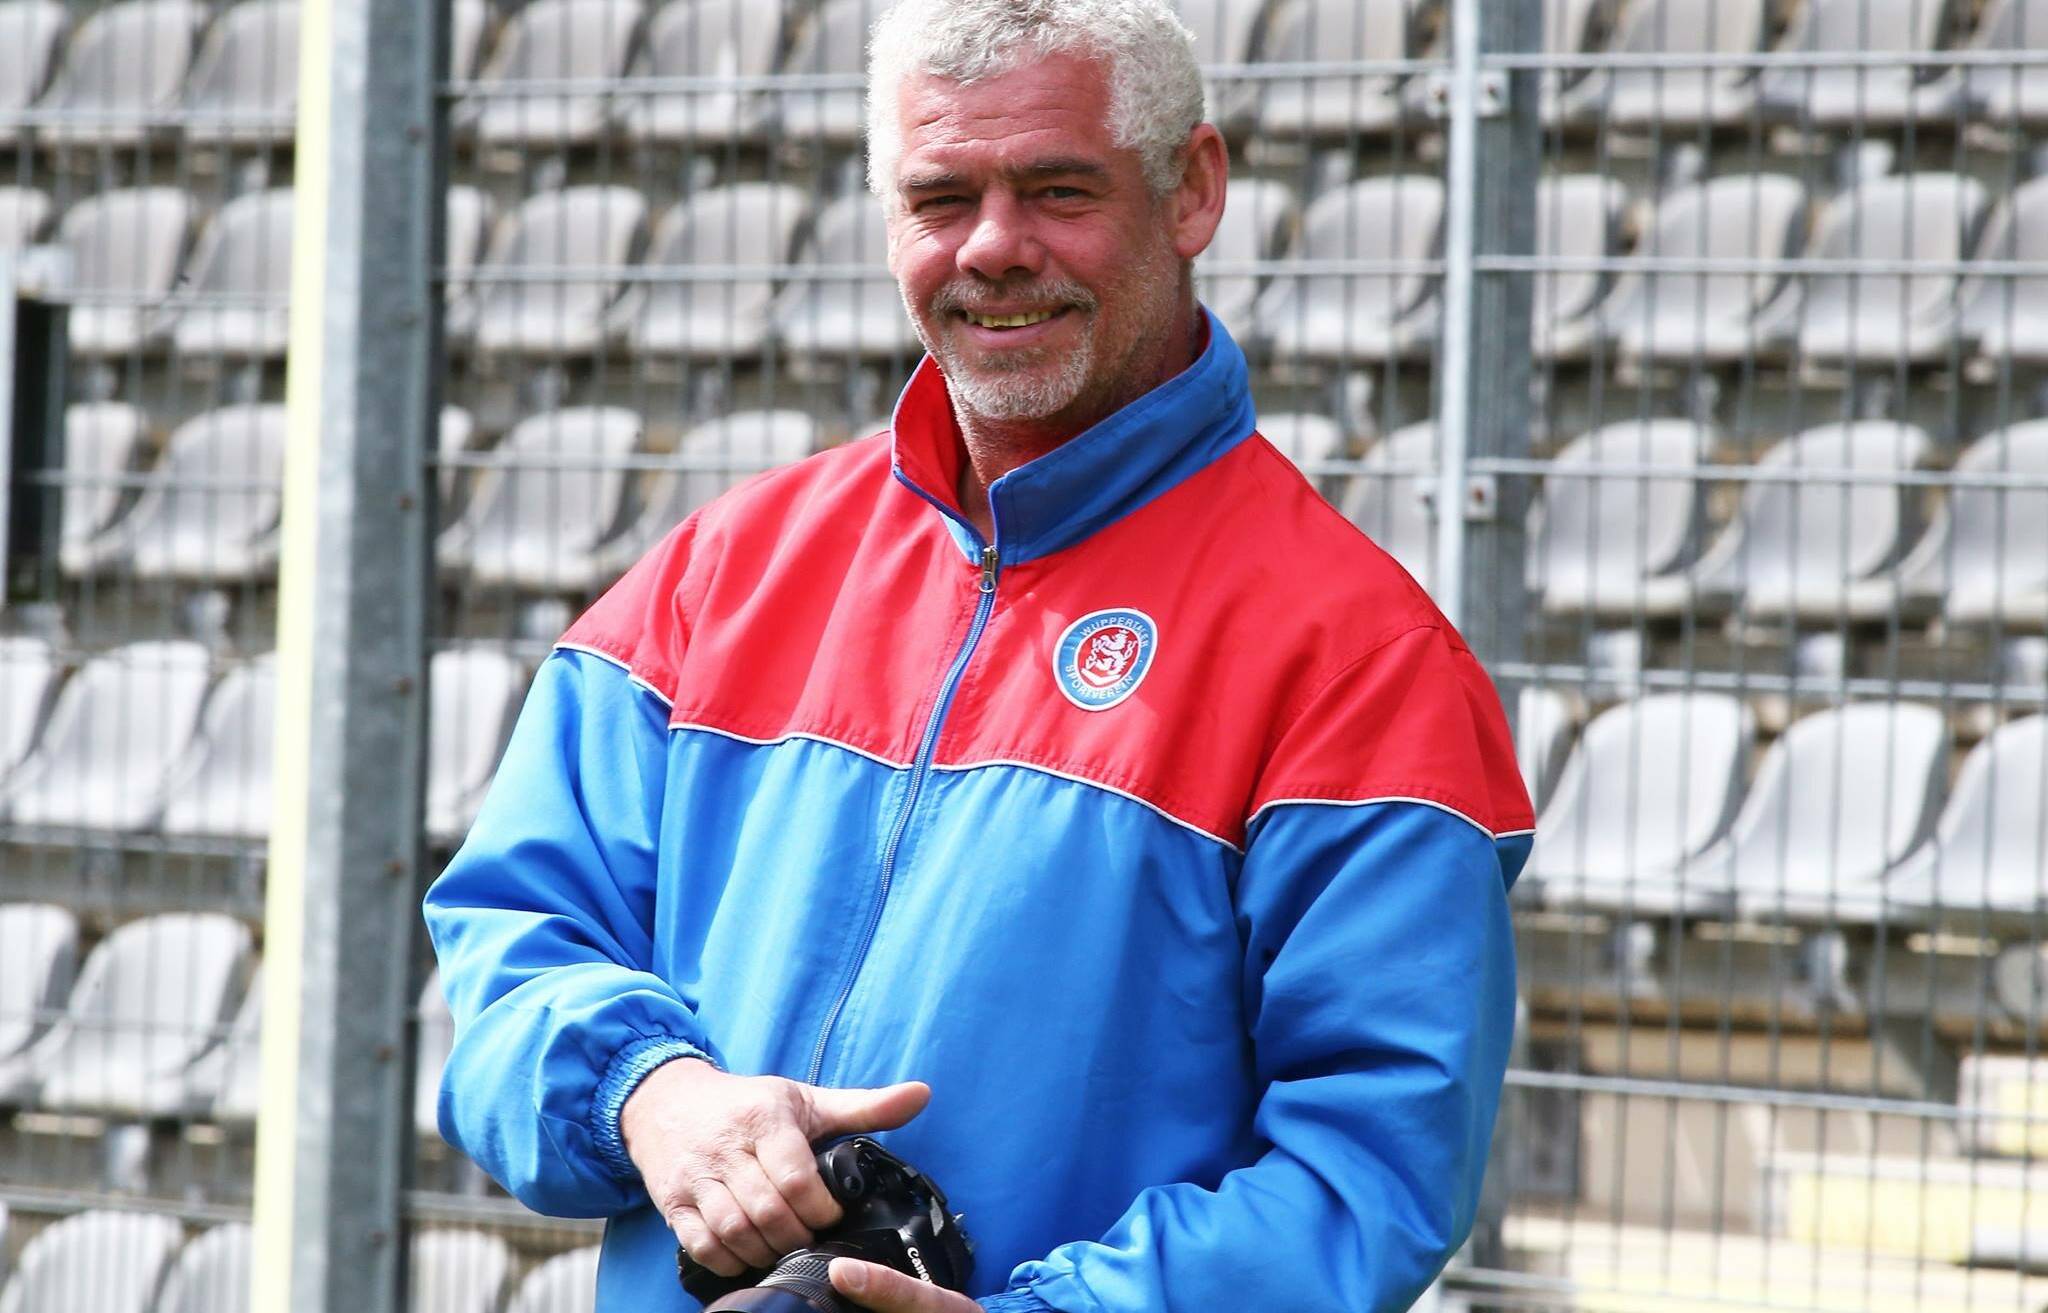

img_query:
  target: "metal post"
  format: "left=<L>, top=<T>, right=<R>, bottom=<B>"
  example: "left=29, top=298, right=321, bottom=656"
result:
left=248, top=0, right=444, bottom=1306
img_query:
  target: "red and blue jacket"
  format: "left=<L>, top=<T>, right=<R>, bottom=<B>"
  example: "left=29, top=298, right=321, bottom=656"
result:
left=423, top=312, right=1535, bottom=1312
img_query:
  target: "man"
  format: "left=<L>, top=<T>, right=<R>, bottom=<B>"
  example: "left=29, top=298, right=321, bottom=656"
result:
left=424, top=0, right=1534, bottom=1309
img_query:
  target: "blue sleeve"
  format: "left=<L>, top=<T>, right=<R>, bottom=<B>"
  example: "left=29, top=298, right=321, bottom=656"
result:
left=984, top=801, right=1522, bottom=1313
left=422, top=648, right=716, bottom=1217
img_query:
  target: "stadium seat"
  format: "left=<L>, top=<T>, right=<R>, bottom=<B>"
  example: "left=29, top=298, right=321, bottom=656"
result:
left=30, top=0, right=203, bottom=148
left=0, top=1209, right=183, bottom=1313
left=1961, top=176, right=2048, bottom=365
left=0, top=1, right=67, bottom=146
left=1525, top=692, right=1754, bottom=911
left=0, top=185, right=53, bottom=248
left=507, top=1246, right=601, bottom=1313
left=1253, top=0, right=1413, bottom=139
left=163, top=187, right=294, bottom=361
left=449, top=0, right=491, bottom=82
left=440, top=184, right=497, bottom=351
left=1896, top=421, right=2048, bottom=629
left=1959, top=0, right=2048, bottom=126
left=443, top=407, right=642, bottom=591
left=772, top=0, right=872, bottom=145
left=1531, top=419, right=1709, bottom=618
left=598, top=410, right=821, bottom=576
left=153, top=1222, right=252, bottom=1313
left=1531, top=173, right=1627, bottom=360
left=197, top=965, right=260, bottom=1121
left=1789, top=173, right=1988, bottom=366
left=1195, top=176, right=1295, bottom=342
left=1516, top=685, right=1577, bottom=811
left=1176, top=0, right=1271, bottom=131
left=411, top=1229, right=514, bottom=1313
left=2, top=640, right=213, bottom=831
left=57, top=401, right=153, bottom=577
left=1338, top=421, right=1437, bottom=592
left=123, top=403, right=288, bottom=581
left=1690, top=421, right=1932, bottom=621
left=1252, top=176, right=1444, bottom=363
left=1603, top=174, right=1807, bottom=364
left=614, top=183, right=810, bottom=361
left=1760, top=0, right=1952, bottom=127
left=1711, top=702, right=1950, bottom=923
left=31, top=911, right=253, bottom=1117
left=161, top=655, right=276, bottom=839
left=456, top=0, right=643, bottom=147
left=53, top=187, right=195, bottom=359
left=0, top=638, right=65, bottom=782
left=181, top=0, right=299, bottom=144
left=772, top=194, right=920, bottom=361
left=426, top=645, right=525, bottom=841
left=1257, top=411, right=1350, bottom=484
left=469, top=186, right=647, bottom=358
left=615, top=0, right=786, bottom=145
left=415, top=969, right=451, bottom=1137
left=1559, top=0, right=1768, bottom=128
left=1885, top=715, right=2048, bottom=916
left=0, top=903, right=80, bottom=1102
left=1533, top=0, right=1604, bottom=124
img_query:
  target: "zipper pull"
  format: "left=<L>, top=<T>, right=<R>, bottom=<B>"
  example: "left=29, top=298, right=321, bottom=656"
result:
left=978, top=544, right=999, bottom=594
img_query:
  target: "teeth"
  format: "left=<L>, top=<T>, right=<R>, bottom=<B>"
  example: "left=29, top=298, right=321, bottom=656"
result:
left=970, top=310, right=1056, bottom=329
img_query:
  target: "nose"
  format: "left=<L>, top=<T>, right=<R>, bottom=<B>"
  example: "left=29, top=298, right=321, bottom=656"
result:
left=954, top=191, right=1046, bottom=284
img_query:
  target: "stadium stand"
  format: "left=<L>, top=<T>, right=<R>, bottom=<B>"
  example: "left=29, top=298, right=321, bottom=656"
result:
left=160, top=655, right=275, bottom=840
left=0, top=1209, right=182, bottom=1313
left=614, top=0, right=786, bottom=146
left=771, top=193, right=920, bottom=360
left=180, top=0, right=299, bottom=145
left=153, top=1222, right=252, bottom=1313
left=1759, top=0, right=1950, bottom=127
left=1514, top=685, right=1577, bottom=810
left=468, top=186, right=648, bottom=359
left=162, top=188, right=295, bottom=363
left=773, top=0, right=872, bottom=146
left=1195, top=176, right=1296, bottom=343
left=1790, top=172, right=1989, bottom=366
left=53, top=188, right=195, bottom=361
left=1530, top=418, right=1710, bottom=619
left=507, top=1246, right=601, bottom=1313
left=1253, top=176, right=1444, bottom=363
left=197, top=966, right=261, bottom=1122
left=1959, top=0, right=2048, bottom=125
left=28, top=0, right=203, bottom=149
left=0, top=1, right=66, bottom=145
left=1898, top=421, right=2048, bottom=628
left=57, top=402, right=153, bottom=577
left=122, top=404, right=287, bottom=582
left=594, top=409, right=821, bottom=577
left=1531, top=173, right=1627, bottom=360
left=454, top=0, right=644, bottom=149
left=415, top=970, right=451, bottom=1140
left=612, top=183, right=811, bottom=362
left=443, top=407, right=642, bottom=592
left=410, top=1229, right=514, bottom=1313
left=0, top=903, right=79, bottom=1103
left=1337, top=421, right=1436, bottom=591
left=0, top=187, right=51, bottom=249
left=1253, top=0, right=1414, bottom=139
left=1557, top=0, right=1769, bottom=128
left=424, top=645, right=525, bottom=842
left=0, top=638, right=64, bottom=778
left=1884, top=715, right=2048, bottom=918
left=1961, top=176, right=2048, bottom=365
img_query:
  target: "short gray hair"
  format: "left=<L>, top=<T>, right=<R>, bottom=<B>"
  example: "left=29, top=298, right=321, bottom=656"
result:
left=865, top=0, right=1206, bottom=200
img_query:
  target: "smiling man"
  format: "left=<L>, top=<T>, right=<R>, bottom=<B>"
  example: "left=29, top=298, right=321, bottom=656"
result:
left=423, top=2, right=1534, bottom=1310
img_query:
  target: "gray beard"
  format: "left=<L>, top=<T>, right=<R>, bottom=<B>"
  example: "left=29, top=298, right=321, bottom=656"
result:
left=929, top=328, right=1097, bottom=422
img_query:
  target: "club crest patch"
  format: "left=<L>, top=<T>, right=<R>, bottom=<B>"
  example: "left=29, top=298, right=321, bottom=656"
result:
left=1054, top=608, right=1159, bottom=711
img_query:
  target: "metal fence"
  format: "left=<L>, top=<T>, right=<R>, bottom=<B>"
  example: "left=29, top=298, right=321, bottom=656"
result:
left=3, top=0, right=2048, bottom=1311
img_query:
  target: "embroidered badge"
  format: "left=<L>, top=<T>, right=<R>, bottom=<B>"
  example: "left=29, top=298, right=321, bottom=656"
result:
left=1054, top=609, right=1159, bottom=711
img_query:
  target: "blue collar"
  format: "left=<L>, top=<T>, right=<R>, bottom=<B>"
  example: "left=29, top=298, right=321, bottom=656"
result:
left=889, top=307, right=1258, bottom=566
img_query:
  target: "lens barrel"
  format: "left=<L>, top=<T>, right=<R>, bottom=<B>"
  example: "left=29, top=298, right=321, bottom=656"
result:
left=705, top=1251, right=852, bottom=1313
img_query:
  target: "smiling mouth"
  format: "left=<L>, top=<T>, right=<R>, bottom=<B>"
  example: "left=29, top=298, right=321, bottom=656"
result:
left=959, top=307, right=1067, bottom=330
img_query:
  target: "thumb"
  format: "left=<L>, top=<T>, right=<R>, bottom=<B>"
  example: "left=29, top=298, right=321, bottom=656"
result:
left=802, top=1079, right=932, bottom=1139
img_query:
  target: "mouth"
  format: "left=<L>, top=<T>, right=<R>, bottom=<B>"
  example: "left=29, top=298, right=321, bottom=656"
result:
left=956, top=307, right=1069, bottom=331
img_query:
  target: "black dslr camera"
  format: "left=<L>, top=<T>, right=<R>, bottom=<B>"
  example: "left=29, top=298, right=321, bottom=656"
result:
left=678, top=1137, right=976, bottom=1312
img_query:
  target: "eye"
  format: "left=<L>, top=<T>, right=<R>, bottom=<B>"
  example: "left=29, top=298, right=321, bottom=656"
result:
left=1043, top=187, right=1087, bottom=200
left=916, top=195, right=969, bottom=212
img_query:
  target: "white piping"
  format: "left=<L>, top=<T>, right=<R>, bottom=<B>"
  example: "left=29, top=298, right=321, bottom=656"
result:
left=929, top=756, right=1241, bottom=852
left=668, top=720, right=909, bottom=772
left=1247, top=793, right=1523, bottom=843
left=553, top=641, right=676, bottom=708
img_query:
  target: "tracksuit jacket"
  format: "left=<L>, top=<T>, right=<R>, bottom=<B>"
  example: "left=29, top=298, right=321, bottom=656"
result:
left=423, top=310, right=1535, bottom=1312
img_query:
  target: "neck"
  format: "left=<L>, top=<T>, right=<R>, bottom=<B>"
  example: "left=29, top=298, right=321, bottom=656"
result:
left=953, top=295, right=1204, bottom=541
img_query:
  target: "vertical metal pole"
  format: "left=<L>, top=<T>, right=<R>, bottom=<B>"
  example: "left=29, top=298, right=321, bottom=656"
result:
left=249, top=0, right=442, bottom=1307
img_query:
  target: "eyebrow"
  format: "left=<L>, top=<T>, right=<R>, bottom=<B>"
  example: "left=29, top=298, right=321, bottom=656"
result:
left=899, top=157, right=1110, bottom=193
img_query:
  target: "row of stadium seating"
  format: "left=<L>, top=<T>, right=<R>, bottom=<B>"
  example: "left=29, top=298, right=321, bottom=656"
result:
left=0, top=1208, right=596, bottom=1313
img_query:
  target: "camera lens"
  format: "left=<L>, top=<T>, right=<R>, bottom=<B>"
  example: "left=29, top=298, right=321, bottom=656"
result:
left=704, top=1252, right=853, bottom=1313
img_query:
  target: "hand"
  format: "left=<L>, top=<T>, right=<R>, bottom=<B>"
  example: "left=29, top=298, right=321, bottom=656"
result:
left=620, top=1058, right=931, bottom=1278
left=828, top=1258, right=985, bottom=1313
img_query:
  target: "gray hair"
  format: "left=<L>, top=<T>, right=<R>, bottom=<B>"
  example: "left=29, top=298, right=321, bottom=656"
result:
left=865, top=0, right=1207, bottom=200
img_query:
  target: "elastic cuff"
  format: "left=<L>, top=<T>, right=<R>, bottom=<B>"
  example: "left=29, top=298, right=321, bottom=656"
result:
left=591, top=1035, right=718, bottom=1180
left=979, top=1289, right=1058, bottom=1313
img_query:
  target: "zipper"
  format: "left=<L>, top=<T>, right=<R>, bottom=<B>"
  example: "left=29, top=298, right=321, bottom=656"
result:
left=805, top=539, right=1002, bottom=1085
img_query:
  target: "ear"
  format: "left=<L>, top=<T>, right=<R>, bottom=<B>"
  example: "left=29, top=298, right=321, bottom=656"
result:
left=1169, top=123, right=1230, bottom=263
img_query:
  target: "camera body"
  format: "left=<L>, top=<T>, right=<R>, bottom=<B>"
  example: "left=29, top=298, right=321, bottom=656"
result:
left=678, top=1137, right=975, bottom=1313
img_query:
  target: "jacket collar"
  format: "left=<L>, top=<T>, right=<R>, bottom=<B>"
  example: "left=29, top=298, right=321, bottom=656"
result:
left=889, top=307, right=1258, bottom=566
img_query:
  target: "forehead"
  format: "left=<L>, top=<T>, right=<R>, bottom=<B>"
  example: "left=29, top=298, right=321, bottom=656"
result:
left=892, top=51, right=1130, bottom=182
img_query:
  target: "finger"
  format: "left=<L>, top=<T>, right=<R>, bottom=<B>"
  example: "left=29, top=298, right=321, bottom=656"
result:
left=802, top=1080, right=932, bottom=1140
left=669, top=1207, right=747, bottom=1280
left=724, top=1152, right=813, bottom=1257
left=828, top=1258, right=944, bottom=1312
left=755, top=1124, right=845, bottom=1231
left=694, top=1178, right=779, bottom=1271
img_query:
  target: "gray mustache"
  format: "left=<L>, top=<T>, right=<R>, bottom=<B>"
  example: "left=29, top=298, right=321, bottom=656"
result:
left=930, top=279, right=1098, bottom=317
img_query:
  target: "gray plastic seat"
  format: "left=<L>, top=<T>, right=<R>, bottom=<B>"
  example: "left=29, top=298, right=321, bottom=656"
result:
left=616, top=0, right=784, bottom=144
left=1690, top=421, right=1932, bottom=621
left=416, top=970, right=451, bottom=1137
left=196, top=965, right=261, bottom=1121
left=1534, top=0, right=1605, bottom=123
left=1790, top=173, right=1988, bottom=366
left=507, top=1246, right=601, bottom=1313
left=1253, top=0, right=1412, bottom=139
left=0, top=1, right=67, bottom=145
left=1961, top=176, right=2048, bottom=364
left=773, top=194, right=919, bottom=360
left=1896, top=421, right=2048, bottom=629
left=1961, top=0, right=2048, bottom=125
left=154, top=1222, right=252, bottom=1313
left=1196, top=177, right=1296, bottom=342
left=29, top=911, right=252, bottom=1117
left=449, top=408, right=642, bottom=591
left=1176, top=0, right=1270, bottom=131
left=426, top=645, right=525, bottom=841
left=0, top=1209, right=183, bottom=1313
left=1253, top=176, right=1444, bottom=363
left=1604, top=174, right=1807, bottom=364
left=1338, top=421, right=1437, bottom=593
left=772, top=0, right=871, bottom=144
left=439, top=184, right=497, bottom=351
left=1526, top=692, right=1754, bottom=911
left=1561, top=0, right=1767, bottom=127
left=31, top=0, right=202, bottom=147
left=0, top=185, right=52, bottom=247
left=599, top=410, right=820, bottom=577
left=1760, top=0, right=1951, bottom=127
left=458, top=0, right=643, bottom=146
left=181, top=0, right=298, bottom=143
left=0, top=903, right=79, bottom=1102
left=124, top=404, right=287, bottom=581
left=411, top=1230, right=515, bottom=1313
left=449, top=0, right=490, bottom=81
left=1886, top=716, right=2048, bottom=916
left=1532, top=419, right=1709, bottom=618
left=162, top=655, right=276, bottom=839
left=5, top=641, right=212, bottom=831
left=470, top=186, right=647, bottom=358
left=55, top=187, right=195, bottom=358
left=1532, top=174, right=1627, bottom=360
left=1711, top=702, right=1949, bottom=923
left=0, top=638, right=64, bottom=784
left=163, top=188, right=294, bottom=360
left=58, top=401, right=153, bottom=577
left=1516, top=685, right=1577, bottom=811
left=616, top=183, right=809, bottom=360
